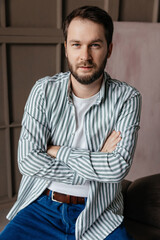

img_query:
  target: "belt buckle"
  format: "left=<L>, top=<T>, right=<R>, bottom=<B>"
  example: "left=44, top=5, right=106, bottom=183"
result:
left=51, top=191, right=55, bottom=201
left=51, top=191, right=61, bottom=203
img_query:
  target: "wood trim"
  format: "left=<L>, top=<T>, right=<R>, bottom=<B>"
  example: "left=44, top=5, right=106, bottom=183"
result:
left=104, top=0, right=109, bottom=12
left=104, top=0, right=120, bottom=21
left=152, top=0, right=159, bottom=22
left=0, top=36, right=64, bottom=44
left=0, top=28, right=63, bottom=36
left=2, top=43, right=13, bottom=198
left=56, top=43, right=62, bottom=73
left=0, top=195, right=17, bottom=205
left=9, top=123, right=21, bottom=128
left=0, top=0, right=6, bottom=27
left=0, top=124, right=21, bottom=129
left=0, top=126, right=6, bottom=129
left=0, top=28, right=64, bottom=43
left=57, top=0, right=62, bottom=29
left=2, top=43, right=9, bottom=140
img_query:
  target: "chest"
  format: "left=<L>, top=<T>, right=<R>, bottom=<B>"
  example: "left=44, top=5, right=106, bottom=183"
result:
left=47, top=96, right=119, bottom=151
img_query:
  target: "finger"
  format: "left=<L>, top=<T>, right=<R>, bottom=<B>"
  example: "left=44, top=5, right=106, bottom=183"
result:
left=101, top=131, right=121, bottom=152
left=114, top=136, right=122, bottom=144
left=109, top=131, right=121, bottom=139
left=102, top=136, right=121, bottom=152
left=105, top=131, right=121, bottom=145
left=113, top=131, right=121, bottom=139
left=105, top=142, right=119, bottom=153
left=107, top=146, right=116, bottom=153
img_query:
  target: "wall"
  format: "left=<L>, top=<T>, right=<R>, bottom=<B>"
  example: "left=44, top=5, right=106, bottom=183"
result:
left=106, top=22, right=160, bottom=180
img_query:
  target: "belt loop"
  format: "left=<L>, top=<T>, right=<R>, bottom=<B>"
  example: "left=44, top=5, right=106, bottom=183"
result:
left=66, top=195, right=70, bottom=204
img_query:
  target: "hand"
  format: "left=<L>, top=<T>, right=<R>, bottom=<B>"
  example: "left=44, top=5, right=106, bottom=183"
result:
left=101, top=131, right=121, bottom=153
left=47, top=145, right=60, bottom=158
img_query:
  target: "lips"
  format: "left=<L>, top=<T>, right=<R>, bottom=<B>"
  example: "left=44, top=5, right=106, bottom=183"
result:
left=78, top=65, right=93, bottom=68
left=79, top=67, right=92, bottom=69
left=78, top=66, right=93, bottom=72
left=77, top=62, right=95, bottom=71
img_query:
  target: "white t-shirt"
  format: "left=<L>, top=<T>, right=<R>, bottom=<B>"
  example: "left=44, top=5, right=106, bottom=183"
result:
left=48, top=91, right=99, bottom=197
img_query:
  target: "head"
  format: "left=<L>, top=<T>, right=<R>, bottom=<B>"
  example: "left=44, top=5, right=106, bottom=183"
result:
left=63, top=6, right=113, bottom=48
left=63, top=6, right=114, bottom=86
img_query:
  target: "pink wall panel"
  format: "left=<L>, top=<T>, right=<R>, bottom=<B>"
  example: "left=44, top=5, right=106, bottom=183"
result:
left=106, top=22, right=160, bottom=180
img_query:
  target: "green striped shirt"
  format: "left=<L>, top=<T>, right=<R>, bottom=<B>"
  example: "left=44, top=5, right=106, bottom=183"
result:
left=7, top=71, right=141, bottom=239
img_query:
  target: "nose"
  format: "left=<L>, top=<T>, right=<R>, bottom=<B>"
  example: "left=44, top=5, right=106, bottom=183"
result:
left=80, top=46, right=91, bottom=61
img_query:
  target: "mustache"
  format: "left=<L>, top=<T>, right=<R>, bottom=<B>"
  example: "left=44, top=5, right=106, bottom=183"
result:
left=76, top=61, right=96, bottom=68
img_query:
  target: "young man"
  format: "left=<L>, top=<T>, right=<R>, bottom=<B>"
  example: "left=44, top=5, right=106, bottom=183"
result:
left=0, top=6, right=141, bottom=240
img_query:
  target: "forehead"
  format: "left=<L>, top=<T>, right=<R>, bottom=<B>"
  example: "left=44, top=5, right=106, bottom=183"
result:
left=67, top=17, right=106, bottom=42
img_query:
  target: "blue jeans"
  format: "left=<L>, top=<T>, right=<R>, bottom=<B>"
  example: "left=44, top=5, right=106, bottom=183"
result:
left=0, top=192, right=134, bottom=240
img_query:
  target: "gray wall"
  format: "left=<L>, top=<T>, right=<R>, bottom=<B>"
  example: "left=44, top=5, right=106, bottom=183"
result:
left=106, top=22, right=160, bottom=181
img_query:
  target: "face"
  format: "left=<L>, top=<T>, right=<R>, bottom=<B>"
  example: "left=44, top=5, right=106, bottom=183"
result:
left=65, top=17, right=112, bottom=85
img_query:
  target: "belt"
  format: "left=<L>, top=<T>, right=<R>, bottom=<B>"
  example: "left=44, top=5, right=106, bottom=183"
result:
left=44, top=189, right=85, bottom=204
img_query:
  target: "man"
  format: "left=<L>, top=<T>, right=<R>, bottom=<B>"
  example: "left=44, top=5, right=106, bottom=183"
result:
left=0, top=6, right=141, bottom=240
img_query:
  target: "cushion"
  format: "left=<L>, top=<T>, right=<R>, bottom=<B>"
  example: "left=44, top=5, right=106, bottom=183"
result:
left=124, top=174, right=160, bottom=229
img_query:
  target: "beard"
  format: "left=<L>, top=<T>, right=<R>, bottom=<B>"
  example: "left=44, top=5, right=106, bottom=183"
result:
left=66, top=54, right=108, bottom=85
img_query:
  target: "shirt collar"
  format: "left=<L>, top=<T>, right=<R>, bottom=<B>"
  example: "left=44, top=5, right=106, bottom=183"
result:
left=67, top=71, right=110, bottom=104
left=95, top=72, right=110, bottom=104
left=67, top=73, right=73, bottom=104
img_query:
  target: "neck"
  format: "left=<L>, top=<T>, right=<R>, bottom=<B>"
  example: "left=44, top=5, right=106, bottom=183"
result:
left=70, top=75, right=103, bottom=98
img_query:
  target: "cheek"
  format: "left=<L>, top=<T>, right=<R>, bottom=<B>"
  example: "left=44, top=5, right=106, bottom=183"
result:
left=97, top=51, right=108, bottom=63
left=92, top=54, right=104, bottom=65
left=67, top=52, right=79, bottom=63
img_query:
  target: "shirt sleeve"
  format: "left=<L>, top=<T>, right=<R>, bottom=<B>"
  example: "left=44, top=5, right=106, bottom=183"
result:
left=18, top=80, right=75, bottom=183
left=57, top=92, right=142, bottom=183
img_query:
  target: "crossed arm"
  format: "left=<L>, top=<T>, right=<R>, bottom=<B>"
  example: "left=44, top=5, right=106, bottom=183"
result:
left=47, top=130, right=122, bottom=158
left=18, top=81, right=141, bottom=183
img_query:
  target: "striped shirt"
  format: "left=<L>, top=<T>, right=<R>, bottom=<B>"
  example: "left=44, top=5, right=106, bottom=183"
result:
left=7, top=71, right=141, bottom=240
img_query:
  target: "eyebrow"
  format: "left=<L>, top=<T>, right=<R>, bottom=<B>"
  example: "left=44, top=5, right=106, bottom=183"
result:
left=69, top=39, right=104, bottom=44
left=91, top=39, right=103, bottom=43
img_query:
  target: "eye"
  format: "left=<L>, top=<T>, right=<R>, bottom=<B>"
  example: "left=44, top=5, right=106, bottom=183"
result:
left=90, top=43, right=101, bottom=48
left=72, top=43, right=80, bottom=48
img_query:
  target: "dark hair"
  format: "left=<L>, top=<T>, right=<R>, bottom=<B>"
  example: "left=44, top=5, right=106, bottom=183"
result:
left=63, top=6, right=114, bottom=47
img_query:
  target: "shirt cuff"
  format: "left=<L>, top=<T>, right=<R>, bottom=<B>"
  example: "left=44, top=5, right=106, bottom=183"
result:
left=56, top=145, right=71, bottom=164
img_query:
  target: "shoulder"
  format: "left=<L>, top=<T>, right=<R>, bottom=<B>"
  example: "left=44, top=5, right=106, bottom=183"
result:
left=104, top=72, right=141, bottom=99
left=29, top=72, right=70, bottom=97
left=36, top=72, right=70, bottom=89
left=26, top=72, right=69, bottom=106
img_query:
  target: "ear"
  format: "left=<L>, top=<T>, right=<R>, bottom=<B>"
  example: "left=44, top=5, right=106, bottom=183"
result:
left=64, top=41, right=68, bottom=57
left=107, top=43, right=113, bottom=58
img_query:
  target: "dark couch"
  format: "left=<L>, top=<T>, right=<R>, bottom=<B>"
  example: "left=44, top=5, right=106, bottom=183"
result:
left=122, top=174, right=160, bottom=240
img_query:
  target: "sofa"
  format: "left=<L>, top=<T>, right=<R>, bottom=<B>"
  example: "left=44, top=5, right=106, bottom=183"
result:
left=122, top=174, right=160, bottom=240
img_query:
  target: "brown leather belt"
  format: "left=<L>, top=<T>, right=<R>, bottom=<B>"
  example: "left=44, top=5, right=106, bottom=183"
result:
left=44, top=189, right=85, bottom=204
